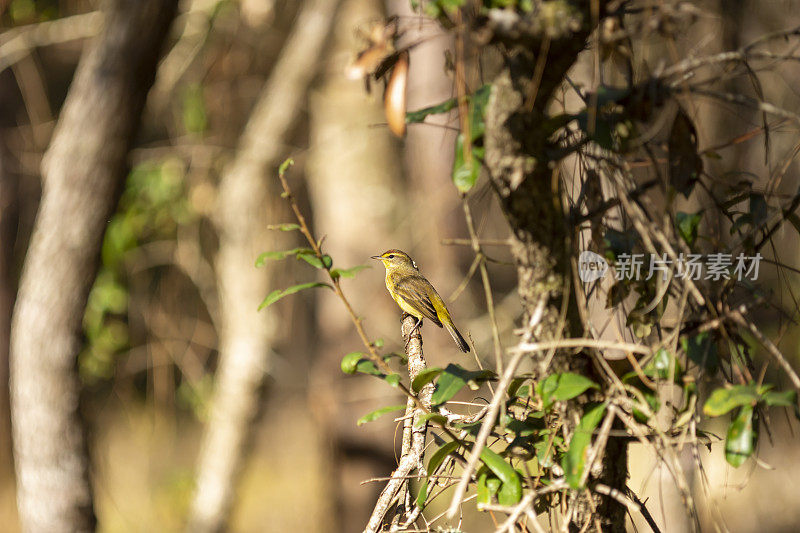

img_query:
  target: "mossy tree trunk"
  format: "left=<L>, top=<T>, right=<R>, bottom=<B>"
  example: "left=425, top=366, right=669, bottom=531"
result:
left=482, top=2, right=628, bottom=530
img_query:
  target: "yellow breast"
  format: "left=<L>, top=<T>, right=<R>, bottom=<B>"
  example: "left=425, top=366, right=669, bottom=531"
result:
left=385, top=270, right=424, bottom=319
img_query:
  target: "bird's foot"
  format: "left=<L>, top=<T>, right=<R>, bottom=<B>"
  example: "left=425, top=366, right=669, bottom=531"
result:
left=404, top=317, right=422, bottom=352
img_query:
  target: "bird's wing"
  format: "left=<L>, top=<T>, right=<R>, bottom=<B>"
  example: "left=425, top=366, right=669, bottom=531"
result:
left=393, top=275, right=443, bottom=327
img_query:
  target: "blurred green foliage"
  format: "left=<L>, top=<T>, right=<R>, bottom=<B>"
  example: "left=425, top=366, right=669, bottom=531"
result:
left=80, top=159, right=196, bottom=384
left=7, top=0, right=59, bottom=23
left=182, top=83, right=208, bottom=136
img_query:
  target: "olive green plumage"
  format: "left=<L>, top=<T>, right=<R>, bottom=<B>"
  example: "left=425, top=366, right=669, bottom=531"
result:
left=371, top=249, right=470, bottom=353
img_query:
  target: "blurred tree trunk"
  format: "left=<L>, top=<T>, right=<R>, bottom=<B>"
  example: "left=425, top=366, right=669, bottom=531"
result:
left=186, top=0, right=339, bottom=531
left=305, top=0, right=404, bottom=529
left=483, top=3, right=627, bottom=530
left=0, top=94, right=17, bottom=481
left=8, top=0, right=178, bottom=531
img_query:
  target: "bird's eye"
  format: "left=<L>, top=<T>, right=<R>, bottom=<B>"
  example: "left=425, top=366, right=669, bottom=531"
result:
left=387, top=254, right=395, bottom=259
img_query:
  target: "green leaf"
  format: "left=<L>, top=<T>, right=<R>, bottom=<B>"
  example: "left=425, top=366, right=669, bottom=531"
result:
left=632, top=389, right=660, bottom=423
left=256, top=248, right=331, bottom=269
left=536, top=373, right=599, bottom=410
left=414, top=412, right=447, bottom=427
left=405, top=84, right=490, bottom=134
left=468, top=84, right=491, bottom=141
left=725, top=405, right=757, bottom=467
left=676, top=211, right=702, bottom=247
left=703, top=385, right=760, bottom=417
left=430, top=364, right=497, bottom=406
left=341, top=352, right=365, bottom=374
left=621, top=369, right=661, bottom=421
left=479, top=448, right=522, bottom=505
left=452, top=134, right=484, bottom=194
left=476, top=466, right=499, bottom=505
left=384, top=373, right=401, bottom=387
left=258, top=282, right=331, bottom=310
left=682, top=332, right=718, bottom=372
left=449, top=85, right=492, bottom=194
left=355, top=358, right=383, bottom=376
left=297, top=252, right=332, bottom=269
left=534, top=434, right=563, bottom=468
left=644, top=348, right=683, bottom=382
left=762, top=389, right=797, bottom=407
left=563, top=403, right=607, bottom=488
left=507, top=376, right=531, bottom=398
left=266, top=223, right=301, bottom=231
left=412, top=367, right=443, bottom=393
left=430, top=366, right=468, bottom=405
left=299, top=254, right=324, bottom=268
left=343, top=353, right=394, bottom=379
left=255, top=247, right=314, bottom=267
left=279, top=158, right=294, bottom=176
left=757, top=383, right=774, bottom=395
left=418, top=439, right=461, bottom=508
left=357, top=404, right=407, bottom=426
left=416, top=480, right=429, bottom=508
left=406, top=97, right=458, bottom=123
left=428, top=440, right=460, bottom=475
left=382, top=351, right=407, bottom=364
left=331, top=265, right=370, bottom=280
left=504, top=413, right=545, bottom=437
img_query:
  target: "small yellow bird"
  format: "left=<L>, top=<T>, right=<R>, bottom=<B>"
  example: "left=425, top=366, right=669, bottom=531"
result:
left=371, top=249, right=470, bottom=352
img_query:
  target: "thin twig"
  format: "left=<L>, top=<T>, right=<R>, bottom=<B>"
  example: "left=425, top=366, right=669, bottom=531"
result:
left=511, top=338, right=653, bottom=356
left=730, top=307, right=800, bottom=390
left=687, top=88, right=800, bottom=124
left=445, top=296, right=548, bottom=520
left=454, top=9, right=471, bottom=165
left=626, top=488, right=663, bottom=533
left=462, top=197, right=504, bottom=372
left=592, top=483, right=639, bottom=514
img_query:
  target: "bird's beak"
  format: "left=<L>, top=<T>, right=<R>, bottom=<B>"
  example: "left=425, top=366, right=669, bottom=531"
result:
left=370, top=255, right=382, bottom=260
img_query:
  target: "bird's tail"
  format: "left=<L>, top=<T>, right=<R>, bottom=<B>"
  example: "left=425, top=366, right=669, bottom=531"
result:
left=445, top=322, right=470, bottom=353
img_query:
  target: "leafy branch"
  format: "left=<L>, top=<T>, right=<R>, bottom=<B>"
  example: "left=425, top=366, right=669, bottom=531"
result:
left=271, top=159, right=445, bottom=417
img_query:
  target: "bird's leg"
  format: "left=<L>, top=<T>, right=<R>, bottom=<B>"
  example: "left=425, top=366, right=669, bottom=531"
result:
left=403, top=314, right=422, bottom=351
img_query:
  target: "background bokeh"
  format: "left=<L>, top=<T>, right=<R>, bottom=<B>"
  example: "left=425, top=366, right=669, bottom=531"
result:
left=2, top=0, right=800, bottom=531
